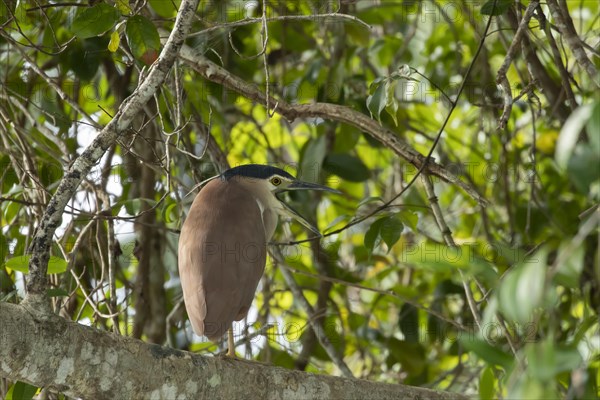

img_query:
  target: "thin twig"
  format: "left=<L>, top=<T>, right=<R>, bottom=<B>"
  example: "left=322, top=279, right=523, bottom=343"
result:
left=496, top=0, right=539, bottom=129
left=188, top=13, right=371, bottom=38
left=271, top=247, right=354, bottom=378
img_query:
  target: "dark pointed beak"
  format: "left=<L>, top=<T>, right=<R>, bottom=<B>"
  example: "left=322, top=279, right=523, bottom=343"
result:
left=274, top=180, right=339, bottom=236
left=277, top=180, right=341, bottom=194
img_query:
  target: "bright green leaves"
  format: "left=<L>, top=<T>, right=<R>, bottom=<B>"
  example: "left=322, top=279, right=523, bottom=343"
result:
left=4, top=255, right=68, bottom=274
left=367, top=65, right=413, bottom=125
left=364, top=215, right=404, bottom=255
left=70, top=3, right=120, bottom=39
left=126, top=15, right=161, bottom=65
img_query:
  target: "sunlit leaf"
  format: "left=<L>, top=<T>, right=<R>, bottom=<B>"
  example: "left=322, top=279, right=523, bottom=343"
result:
left=479, top=366, right=496, bottom=400
left=108, top=30, right=120, bottom=52
left=4, top=255, right=68, bottom=274
left=5, top=381, right=38, bottom=400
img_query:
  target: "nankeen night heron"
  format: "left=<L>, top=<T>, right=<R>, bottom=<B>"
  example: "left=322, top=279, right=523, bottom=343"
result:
left=178, top=164, right=338, bottom=356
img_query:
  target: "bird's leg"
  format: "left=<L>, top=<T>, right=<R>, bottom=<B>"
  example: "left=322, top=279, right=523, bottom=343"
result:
left=227, top=326, right=235, bottom=357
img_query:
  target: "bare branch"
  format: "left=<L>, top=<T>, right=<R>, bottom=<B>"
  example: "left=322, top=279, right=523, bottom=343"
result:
left=176, top=44, right=488, bottom=207
left=496, top=0, right=539, bottom=129
left=271, top=248, right=355, bottom=378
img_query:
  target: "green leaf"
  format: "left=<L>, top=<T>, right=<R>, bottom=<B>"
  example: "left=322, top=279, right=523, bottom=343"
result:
left=4, top=255, right=68, bottom=274
left=300, top=134, right=327, bottom=182
left=366, top=79, right=387, bottom=122
left=401, top=242, right=497, bottom=284
left=364, top=217, right=385, bottom=255
left=398, top=303, right=419, bottom=343
left=397, top=210, right=418, bottom=232
left=556, top=103, right=594, bottom=170
left=6, top=381, right=38, bottom=400
left=526, top=340, right=583, bottom=381
left=323, top=153, right=370, bottom=182
left=116, top=0, right=132, bottom=14
left=385, top=80, right=399, bottom=125
left=48, top=257, right=68, bottom=274
left=4, top=255, right=29, bottom=273
left=71, top=4, right=120, bottom=39
left=587, top=101, right=600, bottom=152
left=498, top=248, right=547, bottom=324
left=108, top=30, right=120, bottom=52
left=460, top=337, right=513, bottom=369
left=379, top=216, right=403, bottom=252
left=126, top=15, right=161, bottom=65
left=148, top=0, right=180, bottom=18
left=554, top=240, right=584, bottom=288
left=479, top=366, right=496, bottom=400
left=566, top=144, right=600, bottom=194
left=481, top=0, right=513, bottom=16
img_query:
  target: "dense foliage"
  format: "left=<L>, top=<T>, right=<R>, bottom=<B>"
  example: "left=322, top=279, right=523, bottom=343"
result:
left=1, top=0, right=598, bottom=398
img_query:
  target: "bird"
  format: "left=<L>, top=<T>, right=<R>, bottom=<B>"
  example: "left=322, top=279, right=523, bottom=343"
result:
left=178, top=164, right=339, bottom=356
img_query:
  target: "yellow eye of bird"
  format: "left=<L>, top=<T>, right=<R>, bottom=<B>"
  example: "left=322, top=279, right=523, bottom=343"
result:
left=270, top=177, right=282, bottom=186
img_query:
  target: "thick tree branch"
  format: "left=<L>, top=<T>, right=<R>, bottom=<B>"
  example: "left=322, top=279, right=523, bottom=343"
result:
left=546, top=0, right=600, bottom=88
left=0, top=302, right=465, bottom=399
left=24, top=0, right=200, bottom=297
left=175, top=44, right=488, bottom=207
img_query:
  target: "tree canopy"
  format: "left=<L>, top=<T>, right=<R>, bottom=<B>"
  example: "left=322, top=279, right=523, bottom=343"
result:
left=0, top=0, right=599, bottom=398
